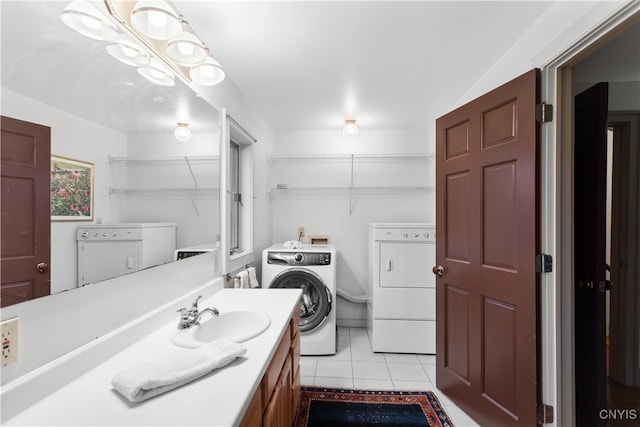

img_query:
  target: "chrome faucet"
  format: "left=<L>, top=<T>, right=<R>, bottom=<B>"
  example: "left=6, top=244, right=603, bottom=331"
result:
left=194, top=307, right=220, bottom=324
left=176, top=295, right=219, bottom=329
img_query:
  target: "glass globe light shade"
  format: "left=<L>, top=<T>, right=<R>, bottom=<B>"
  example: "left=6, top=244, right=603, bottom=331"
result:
left=166, top=31, right=207, bottom=65
left=130, top=0, right=182, bottom=40
left=137, top=58, right=175, bottom=86
left=190, top=56, right=225, bottom=86
left=174, top=123, right=191, bottom=142
left=61, top=0, right=119, bottom=41
left=106, top=37, right=150, bottom=66
left=342, top=120, right=359, bottom=137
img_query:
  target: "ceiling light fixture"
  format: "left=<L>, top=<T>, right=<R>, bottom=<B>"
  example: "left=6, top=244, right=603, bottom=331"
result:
left=104, top=0, right=227, bottom=87
left=342, top=119, right=359, bottom=137
left=190, top=55, right=226, bottom=86
left=106, top=36, right=150, bottom=66
left=174, top=122, right=192, bottom=142
left=130, top=0, right=182, bottom=40
left=63, top=0, right=226, bottom=87
left=61, top=0, right=119, bottom=41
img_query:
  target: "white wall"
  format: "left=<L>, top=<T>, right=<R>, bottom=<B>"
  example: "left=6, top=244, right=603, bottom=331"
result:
left=454, top=1, right=629, bottom=110
left=272, top=129, right=434, bottom=325
left=1, top=89, right=127, bottom=294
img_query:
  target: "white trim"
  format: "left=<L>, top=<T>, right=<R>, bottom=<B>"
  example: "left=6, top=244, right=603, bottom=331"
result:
left=540, top=2, right=640, bottom=425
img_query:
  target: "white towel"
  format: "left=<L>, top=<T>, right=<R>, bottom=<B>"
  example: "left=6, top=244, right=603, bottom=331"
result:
left=247, top=267, right=260, bottom=288
left=237, top=270, right=250, bottom=288
left=111, top=341, right=246, bottom=403
left=284, top=240, right=303, bottom=249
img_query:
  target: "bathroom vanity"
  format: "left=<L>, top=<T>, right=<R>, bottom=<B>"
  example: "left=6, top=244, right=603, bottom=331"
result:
left=240, top=305, right=301, bottom=427
left=2, top=288, right=302, bottom=426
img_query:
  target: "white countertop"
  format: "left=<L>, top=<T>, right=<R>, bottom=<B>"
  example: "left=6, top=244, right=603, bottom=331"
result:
left=4, top=289, right=302, bottom=427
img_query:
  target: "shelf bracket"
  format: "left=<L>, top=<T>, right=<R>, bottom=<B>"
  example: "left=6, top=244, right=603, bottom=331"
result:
left=349, top=154, right=354, bottom=216
left=184, top=156, right=198, bottom=189
left=188, top=191, right=200, bottom=217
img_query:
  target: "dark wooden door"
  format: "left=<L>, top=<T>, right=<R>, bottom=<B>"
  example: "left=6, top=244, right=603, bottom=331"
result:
left=435, top=69, right=539, bottom=426
left=574, top=82, right=609, bottom=426
left=1, top=116, right=51, bottom=307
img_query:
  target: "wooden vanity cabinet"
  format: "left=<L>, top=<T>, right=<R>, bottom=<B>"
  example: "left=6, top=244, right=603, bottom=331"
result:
left=239, top=309, right=301, bottom=427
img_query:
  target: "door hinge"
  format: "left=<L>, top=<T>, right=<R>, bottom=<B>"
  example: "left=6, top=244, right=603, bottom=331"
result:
left=536, top=102, right=553, bottom=123
left=537, top=404, right=554, bottom=424
left=536, top=254, right=553, bottom=273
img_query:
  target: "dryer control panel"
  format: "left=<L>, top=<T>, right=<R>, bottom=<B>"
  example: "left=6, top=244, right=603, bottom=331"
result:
left=268, top=251, right=332, bottom=266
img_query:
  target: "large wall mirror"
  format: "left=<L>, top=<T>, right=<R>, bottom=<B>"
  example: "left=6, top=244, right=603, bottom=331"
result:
left=1, top=1, right=221, bottom=307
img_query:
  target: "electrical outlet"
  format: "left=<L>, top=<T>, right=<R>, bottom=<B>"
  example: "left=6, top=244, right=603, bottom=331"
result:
left=1, top=318, right=19, bottom=367
left=298, top=226, right=305, bottom=237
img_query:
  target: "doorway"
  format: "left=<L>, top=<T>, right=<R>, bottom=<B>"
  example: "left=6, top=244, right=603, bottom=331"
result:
left=559, top=16, right=640, bottom=426
left=605, top=118, right=640, bottom=425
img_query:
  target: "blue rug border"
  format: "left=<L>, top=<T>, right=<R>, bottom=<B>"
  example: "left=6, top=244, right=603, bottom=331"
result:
left=298, top=386, right=454, bottom=427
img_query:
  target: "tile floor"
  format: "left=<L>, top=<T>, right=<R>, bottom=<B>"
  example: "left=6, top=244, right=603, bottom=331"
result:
left=299, top=326, right=480, bottom=427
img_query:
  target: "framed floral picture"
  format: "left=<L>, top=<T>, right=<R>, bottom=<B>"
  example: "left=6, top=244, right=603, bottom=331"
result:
left=50, top=156, right=94, bottom=221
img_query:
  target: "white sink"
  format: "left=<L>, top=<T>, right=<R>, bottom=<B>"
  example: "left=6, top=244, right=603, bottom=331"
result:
left=171, top=309, right=271, bottom=349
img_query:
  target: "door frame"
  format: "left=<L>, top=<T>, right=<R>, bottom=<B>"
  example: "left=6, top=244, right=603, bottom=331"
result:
left=540, top=5, right=639, bottom=426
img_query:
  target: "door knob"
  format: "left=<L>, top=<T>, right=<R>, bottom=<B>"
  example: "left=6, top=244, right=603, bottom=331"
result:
left=599, top=280, right=613, bottom=292
left=36, top=262, right=49, bottom=274
left=432, top=265, right=444, bottom=276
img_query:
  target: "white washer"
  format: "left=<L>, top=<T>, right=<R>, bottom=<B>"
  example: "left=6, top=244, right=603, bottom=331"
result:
left=367, top=223, right=436, bottom=354
left=262, top=244, right=337, bottom=355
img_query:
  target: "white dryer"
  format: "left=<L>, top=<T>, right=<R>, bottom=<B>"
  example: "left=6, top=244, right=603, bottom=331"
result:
left=367, top=223, right=436, bottom=354
left=262, top=244, right=337, bottom=355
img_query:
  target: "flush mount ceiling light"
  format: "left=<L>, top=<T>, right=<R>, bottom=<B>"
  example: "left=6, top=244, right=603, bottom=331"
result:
left=342, top=119, right=359, bottom=137
left=190, top=55, right=226, bottom=86
left=174, top=122, right=192, bottom=142
left=130, top=0, right=182, bottom=40
left=61, top=0, right=119, bottom=41
left=106, top=36, right=150, bottom=66
left=166, top=27, right=207, bottom=65
left=137, top=58, right=175, bottom=86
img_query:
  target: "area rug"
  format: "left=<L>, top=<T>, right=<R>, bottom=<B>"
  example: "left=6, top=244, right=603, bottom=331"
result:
left=294, top=387, right=454, bottom=427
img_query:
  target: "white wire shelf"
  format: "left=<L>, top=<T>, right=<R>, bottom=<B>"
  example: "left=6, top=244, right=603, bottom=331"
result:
left=270, top=185, right=433, bottom=193
left=109, top=187, right=219, bottom=195
left=109, top=155, right=219, bottom=164
left=269, top=153, right=434, bottom=162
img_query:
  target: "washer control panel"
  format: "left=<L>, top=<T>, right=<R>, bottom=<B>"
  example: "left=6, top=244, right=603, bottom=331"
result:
left=268, top=251, right=332, bottom=266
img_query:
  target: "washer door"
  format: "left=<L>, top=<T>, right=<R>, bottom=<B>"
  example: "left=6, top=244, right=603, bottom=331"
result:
left=270, top=268, right=332, bottom=332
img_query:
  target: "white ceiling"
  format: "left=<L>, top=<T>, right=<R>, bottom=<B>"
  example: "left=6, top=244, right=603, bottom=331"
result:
left=180, top=1, right=555, bottom=131
left=7, top=1, right=635, bottom=136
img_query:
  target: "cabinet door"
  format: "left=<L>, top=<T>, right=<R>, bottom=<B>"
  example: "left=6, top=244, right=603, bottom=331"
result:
left=239, top=385, right=262, bottom=427
left=263, top=355, right=292, bottom=427
left=281, top=355, right=294, bottom=427
left=291, top=330, right=301, bottom=412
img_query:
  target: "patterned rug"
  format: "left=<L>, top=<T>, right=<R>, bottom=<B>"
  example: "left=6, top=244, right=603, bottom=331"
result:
left=294, top=387, right=454, bottom=427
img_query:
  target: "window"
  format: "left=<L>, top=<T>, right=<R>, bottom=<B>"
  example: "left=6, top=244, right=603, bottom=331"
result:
left=229, top=140, right=240, bottom=253
left=221, top=113, right=255, bottom=270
